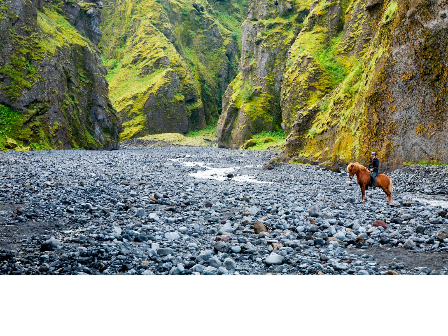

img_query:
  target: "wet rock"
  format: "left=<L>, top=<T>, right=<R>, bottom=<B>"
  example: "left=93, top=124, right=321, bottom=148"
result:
left=391, top=218, right=403, bottom=225
left=40, top=237, right=61, bottom=252
left=157, top=248, right=174, bottom=256
left=134, top=234, right=148, bottom=242
left=416, top=225, right=426, bottom=235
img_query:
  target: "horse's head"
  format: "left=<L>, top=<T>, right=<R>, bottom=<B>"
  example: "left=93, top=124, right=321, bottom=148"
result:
left=347, top=163, right=357, bottom=178
left=347, top=162, right=367, bottom=178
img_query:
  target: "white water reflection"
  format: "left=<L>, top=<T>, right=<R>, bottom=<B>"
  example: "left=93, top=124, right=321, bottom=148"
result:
left=400, top=192, right=448, bottom=208
left=412, top=197, right=448, bottom=208
left=172, top=160, right=272, bottom=184
left=190, top=166, right=235, bottom=181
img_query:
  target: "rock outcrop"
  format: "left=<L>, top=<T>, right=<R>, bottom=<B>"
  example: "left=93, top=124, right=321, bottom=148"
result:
left=0, top=0, right=120, bottom=150
left=100, top=0, right=247, bottom=140
left=285, top=0, right=448, bottom=167
left=218, top=0, right=448, bottom=166
left=218, top=0, right=311, bottom=148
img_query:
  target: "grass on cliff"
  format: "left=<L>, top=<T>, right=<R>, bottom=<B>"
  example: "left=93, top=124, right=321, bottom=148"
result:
left=135, top=125, right=217, bottom=147
left=0, top=104, right=20, bottom=150
left=404, top=161, right=446, bottom=166
left=0, top=104, right=54, bottom=151
left=243, top=130, right=286, bottom=151
left=100, top=0, right=245, bottom=139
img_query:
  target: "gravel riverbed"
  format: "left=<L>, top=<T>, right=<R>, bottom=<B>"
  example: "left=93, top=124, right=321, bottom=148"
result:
left=1, top=147, right=448, bottom=275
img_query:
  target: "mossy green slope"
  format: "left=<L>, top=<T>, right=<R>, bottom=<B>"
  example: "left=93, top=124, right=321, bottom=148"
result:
left=100, top=0, right=247, bottom=141
left=0, top=0, right=120, bottom=151
left=218, top=0, right=314, bottom=148
left=218, top=0, right=448, bottom=166
left=285, top=0, right=448, bottom=167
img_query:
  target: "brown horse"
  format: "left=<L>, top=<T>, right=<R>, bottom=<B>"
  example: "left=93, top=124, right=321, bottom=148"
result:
left=347, top=162, right=393, bottom=203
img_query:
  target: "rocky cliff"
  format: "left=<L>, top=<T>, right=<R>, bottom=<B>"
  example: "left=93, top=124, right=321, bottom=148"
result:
left=218, top=0, right=448, bottom=166
left=218, top=0, right=313, bottom=147
left=0, top=0, right=120, bottom=150
left=100, top=0, right=247, bottom=140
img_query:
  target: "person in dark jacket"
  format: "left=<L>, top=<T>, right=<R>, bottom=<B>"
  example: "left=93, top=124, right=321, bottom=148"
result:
left=369, top=152, right=379, bottom=187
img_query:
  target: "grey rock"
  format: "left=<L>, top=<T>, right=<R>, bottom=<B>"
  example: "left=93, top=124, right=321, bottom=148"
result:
left=416, top=225, right=426, bottom=234
left=264, top=253, right=284, bottom=265
left=165, top=231, right=180, bottom=241
left=169, top=264, right=185, bottom=275
left=358, top=270, right=369, bottom=275
left=223, top=258, right=236, bottom=270
left=196, top=250, right=213, bottom=263
left=217, top=267, right=229, bottom=275
left=208, top=257, right=222, bottom=268
left=309, top=205, right=321, bottom=217
left=230, top=245, right=241, bottom=253
left=157, top=248, right=174, bottom=256
left=136, top=208, right=146, bottom=217
left=40, top=237, right=61, bottom=252
left=214, top=241, right=228, bottom=253
left=334, top=231, right=346, bottom=241
left=192, top=264, right=205, bottom=273
left=404, top=239, right=416, bottom=249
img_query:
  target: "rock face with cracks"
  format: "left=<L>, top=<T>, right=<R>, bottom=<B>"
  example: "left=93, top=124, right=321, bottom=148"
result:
left=218, top=0, right=448, bottom=167
left=0, top=0, right=120, bottom=150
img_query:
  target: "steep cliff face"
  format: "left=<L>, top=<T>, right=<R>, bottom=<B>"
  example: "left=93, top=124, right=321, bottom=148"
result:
left=286, top=0, right=448, bottom=166
left=219, top=0, right=448, bottom=165
left=0, top=0, right=120, bottom=150
left=101, top=0, right=247, bottom=141
left=218, top=0, right=313, bottom=148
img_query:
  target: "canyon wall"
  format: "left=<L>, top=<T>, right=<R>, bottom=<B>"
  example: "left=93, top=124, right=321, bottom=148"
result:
left=0, top=0, right=120, bottom=150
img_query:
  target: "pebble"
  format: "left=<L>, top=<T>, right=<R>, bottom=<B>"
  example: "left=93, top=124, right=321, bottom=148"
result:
left=223, top=258, right=236, bottom=270
left=136, top=208, right=146, bottom=217
left=157, top=248, right=174, bottom=256
left=404, top=239, right=416, bottom=249
left=165, top=232, right=180, bottom=241
left=373, top=220, right=387, bottom=229
left=264, top=253, right=284, bottom=265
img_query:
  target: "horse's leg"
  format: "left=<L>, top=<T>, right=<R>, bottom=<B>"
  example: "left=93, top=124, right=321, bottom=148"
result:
left=378, top=177, right=393, bottom=203
left=381, top=186, right=391, bottom=203
left=361, top=184, right=366, bottom=202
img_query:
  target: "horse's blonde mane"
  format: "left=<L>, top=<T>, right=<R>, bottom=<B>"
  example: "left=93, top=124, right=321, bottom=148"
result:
left=347, top=162, right=368, bottom=172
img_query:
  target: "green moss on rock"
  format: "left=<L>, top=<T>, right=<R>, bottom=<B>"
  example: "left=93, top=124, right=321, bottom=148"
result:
left=101, top=0, right=246, bottom=140
left=0, top=0, right=120, bottom=151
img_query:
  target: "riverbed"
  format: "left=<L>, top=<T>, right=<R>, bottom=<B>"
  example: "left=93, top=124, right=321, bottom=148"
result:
left=0, top=147, right=447, bottom=275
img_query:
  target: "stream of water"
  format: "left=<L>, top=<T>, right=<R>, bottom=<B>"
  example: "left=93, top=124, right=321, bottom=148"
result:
left=169, top=159, right=272, bottom=184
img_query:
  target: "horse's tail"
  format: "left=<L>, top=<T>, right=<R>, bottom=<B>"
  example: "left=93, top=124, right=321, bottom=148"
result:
left=388, top=178, right=393, bottom=196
